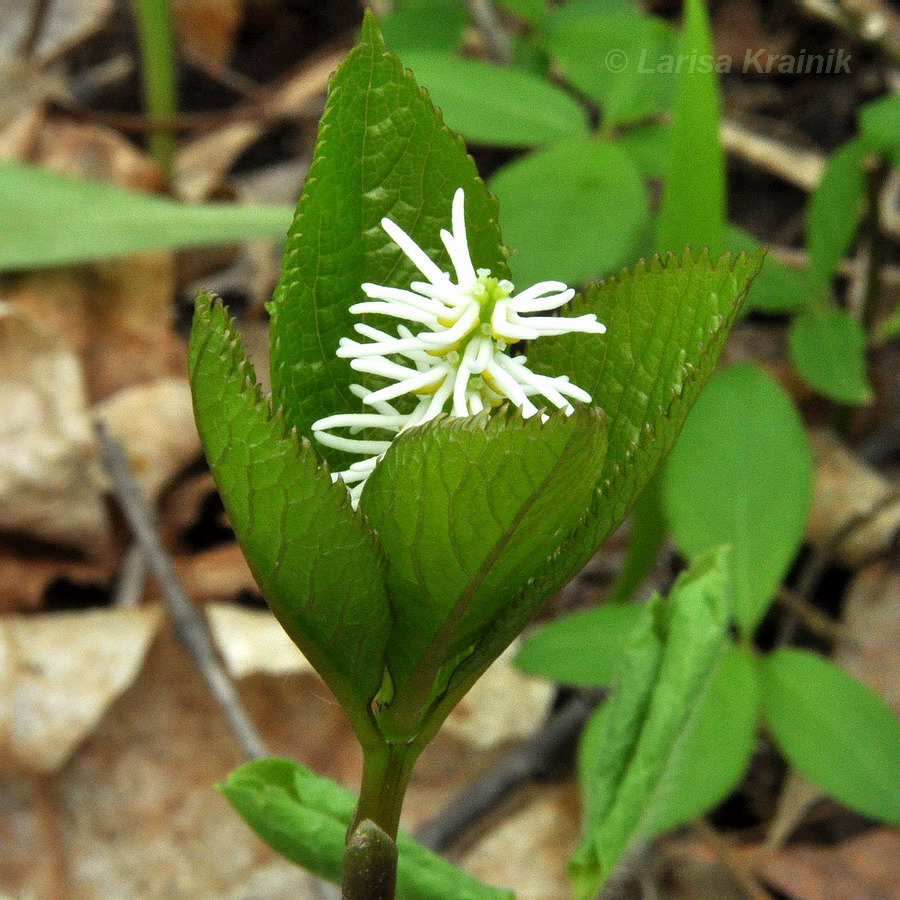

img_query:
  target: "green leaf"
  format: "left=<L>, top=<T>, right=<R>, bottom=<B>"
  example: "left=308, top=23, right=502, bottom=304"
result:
left=489, top=136, right=648, bottom=286
left=663, top=362, right=813, bottom=636
left=641, top=642, right=759, bottom=834
left=399, top=52, right=590, bottom=147
left=514, top=603, right=649, bottom=687
left=858, top=93, right=900, bottom=166
left=760, top=649, right=900, bottom=826
left=545, top=10, right=676, bottom=128
left=220, top=758, right=514, bottom=900
left=789, top=307, right=874, bottom=404
left=656, top=0, right=724, bottom=255
left=360, top=406, right=607, bottom=729
left=189, top=295, right=391, bottom=731
left=807, top=137, right=866, bottom=283
left=726, top=225, right=825, bottom=314
left=577, top=642, right=758, bottom=837
left=606, top=473, right=667, bottom=605
left=570, top=548, right=733, bottom=898
left=380, top=0, right=469, bottom=52
left=618, top=122, right=670, bottom=179
left=531, top=250, right=765, bottom=572
left=0, top=159, right=291, bottom=271
left=418, top=249, right=761, bottom=753
left=268, top=13, right=507, bottom=472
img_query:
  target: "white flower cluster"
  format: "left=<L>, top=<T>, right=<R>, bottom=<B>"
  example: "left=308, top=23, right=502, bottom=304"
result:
left=312, top=188, right=606, bottom=506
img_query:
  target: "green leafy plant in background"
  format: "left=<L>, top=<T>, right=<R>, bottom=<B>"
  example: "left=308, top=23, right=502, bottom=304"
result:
left=189, top=12, right=762, bottom=898
left=512, top=0, right=900, bottom=893
left=378, top=0, right=895, bottom=411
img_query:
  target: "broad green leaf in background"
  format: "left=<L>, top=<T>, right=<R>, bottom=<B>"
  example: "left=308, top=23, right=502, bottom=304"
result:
left=726, top=225, right=825, bottom=314
left=490, top=135, right=648, bottom=285
left=618, top=122, right=670, bottom=178
left=759, top=649, right=900, bottom=826
left=807, top=137, right=866, bottom=284
left=0, top=160, right=291, bottom=271
left=570, top=548, right=733, bottom=899
left=789, top=307, right=874, bottom=404
left=545, top=10, right=676, bottom=128
left=189, top=296, right=391, bottom=735
left=380, top=0, right=469, bottom=52
left=514, top=602, right=650, bottom=687
left=664, top=362, right=813, bottom=636
left=221, top=759, right=514, bottom=900
left=360, top=406, right=607, bottom=729
left=656, top=0, right=724, bottom=255
left=858, top=93, right=900, bottom=166
left=400, top=52, right=590, bottom=147
left=269, top=13, right=507, bottom=473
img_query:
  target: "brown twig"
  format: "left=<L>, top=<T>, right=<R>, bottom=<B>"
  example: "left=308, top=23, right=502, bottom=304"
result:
left=98, top=424, right=268, bottom=761
left=414, top=695, right=595, bottom=851
left=32, top=775, right=67, bottom=900
left=796, top=0, right=900, bottom=65
left=468, top=0, right=513, bottom=63
left=19, top=0, right=50, bottom=59
left=775, top=587, right=848, bottom=643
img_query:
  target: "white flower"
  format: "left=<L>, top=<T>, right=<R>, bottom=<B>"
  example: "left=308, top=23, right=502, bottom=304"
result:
left=312, top=188, right=606, bottom=506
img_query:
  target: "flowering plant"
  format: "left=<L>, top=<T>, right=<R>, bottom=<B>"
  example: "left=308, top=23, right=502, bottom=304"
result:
left=189, top=13, right=760, bottom=899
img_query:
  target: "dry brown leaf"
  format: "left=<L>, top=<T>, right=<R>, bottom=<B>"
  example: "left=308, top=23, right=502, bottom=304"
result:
left=766, top=771, right=830, bottom=850
left=0, top=302, right=108, bottom=555
left=206, top=602, right=312, bottom=679
left=442, top=644, right=555, bottom=751
left=94, top=378, right=201, bottom=502
left=174, top=0, right=245, bottom=65
left=27, top=116, right=165, bottom=193
left=175, top=120, right=264, bottom=202
left=0, top=628, right=341, bottom=898
left=746, top=828, right=900, bottom=900
left=0, top=551, right=111, bottom=614
left=655, top=835, right=752, bottom=900
left=0, top=605, right=162, bottom=774
left=461, top=784, right=580, bottom=900
left=173, top=49, right=339, bottom=202
left=5, top=249, right=181, bottom=402
left=836, top=561, right=900, bottom=714
left=808, top=429, right=900, bottom=568
left=175, top=544, right=257, bottom=602
left=0, top=0, right=113, bottom=64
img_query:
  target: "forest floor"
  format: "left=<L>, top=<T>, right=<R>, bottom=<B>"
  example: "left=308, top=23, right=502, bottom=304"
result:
left=0, top=1, right=898, bottom=898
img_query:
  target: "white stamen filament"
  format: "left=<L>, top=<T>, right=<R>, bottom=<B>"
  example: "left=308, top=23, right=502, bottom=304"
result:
left=311, top=188, right=606, bottom=506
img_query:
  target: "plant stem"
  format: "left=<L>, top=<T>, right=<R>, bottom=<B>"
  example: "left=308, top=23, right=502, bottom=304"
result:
left=342, top=742, right=419, bottom=900
left=131, top=0, right=178, bottom=177
left=342, top=820, right=398, bottom=900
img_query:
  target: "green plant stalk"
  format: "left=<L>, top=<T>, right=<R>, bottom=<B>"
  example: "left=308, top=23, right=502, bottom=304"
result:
left=343, top=742, right=420, bottom=900
left=131, top=0, right=178, bottom=176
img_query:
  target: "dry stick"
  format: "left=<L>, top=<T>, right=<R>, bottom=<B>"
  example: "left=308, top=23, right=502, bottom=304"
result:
left=98, top=424, right=268, bottom=761
left=19, top=0, right=50, bottom=58
left=414, top=695, right=595, bottom=851
left=111, top=540, right=148, bottom=608
left=797, top=0, right=900, bottom=65
left=468, top=0, right=513, bottom=64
